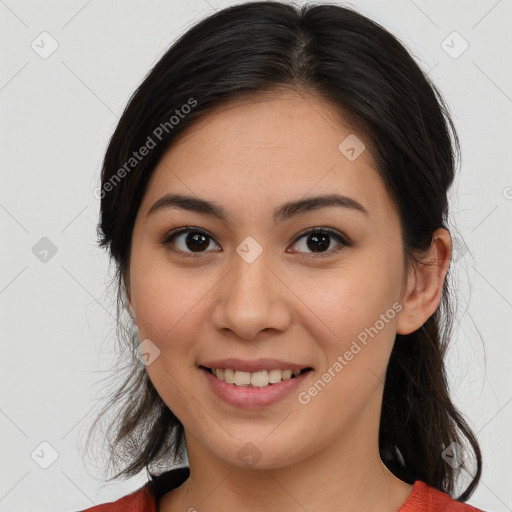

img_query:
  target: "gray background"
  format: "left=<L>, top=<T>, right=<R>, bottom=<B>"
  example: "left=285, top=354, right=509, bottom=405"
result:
left=1, top=0, right=511, bottom=510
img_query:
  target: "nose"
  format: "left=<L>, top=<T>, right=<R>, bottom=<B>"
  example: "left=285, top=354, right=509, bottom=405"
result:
left=210, top=249, right=292, bottom=340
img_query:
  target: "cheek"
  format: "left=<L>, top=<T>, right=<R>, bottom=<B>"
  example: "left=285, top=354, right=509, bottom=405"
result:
left=130, top=265, right=211, bottom=418
left=130, top=247, right=211, bottom=343
left=293, top=258, right=403, bottom=409
left=298, top=276, right=400, bottom=422
left=301, top=262, right=401, bottom=350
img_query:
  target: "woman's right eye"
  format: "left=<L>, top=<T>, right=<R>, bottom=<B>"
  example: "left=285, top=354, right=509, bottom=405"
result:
left=159, top=227, right=221, bottom=257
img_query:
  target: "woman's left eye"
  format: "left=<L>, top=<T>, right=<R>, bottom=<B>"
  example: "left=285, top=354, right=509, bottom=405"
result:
left=290, top=228, right=350, bottom=256
left=159, top=226, right=350, bottom=258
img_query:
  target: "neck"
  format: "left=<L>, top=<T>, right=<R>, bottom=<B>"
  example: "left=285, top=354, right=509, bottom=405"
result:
left=160, top=395, right=413, bottom=512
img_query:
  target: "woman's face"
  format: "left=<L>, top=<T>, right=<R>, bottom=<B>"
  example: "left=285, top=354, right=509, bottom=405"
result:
left=128, top=90, right=411, bottom=469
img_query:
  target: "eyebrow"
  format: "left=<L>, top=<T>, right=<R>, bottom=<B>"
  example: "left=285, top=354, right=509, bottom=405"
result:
left=147, top=192, right=368, bottom=223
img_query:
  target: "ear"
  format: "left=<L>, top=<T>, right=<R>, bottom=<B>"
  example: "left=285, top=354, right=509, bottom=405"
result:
left=396, top=228, right=452, bottom=335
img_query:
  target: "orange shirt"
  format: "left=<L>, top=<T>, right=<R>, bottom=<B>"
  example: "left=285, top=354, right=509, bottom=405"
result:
left=80, top=467, right=484, bottom=511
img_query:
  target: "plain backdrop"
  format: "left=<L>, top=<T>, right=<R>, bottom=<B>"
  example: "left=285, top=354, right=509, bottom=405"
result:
left=1, top=0, right=511, bottom=511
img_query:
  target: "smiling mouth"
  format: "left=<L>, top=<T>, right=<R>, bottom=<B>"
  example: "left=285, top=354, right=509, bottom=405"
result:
left=200, top=366, right=313, bottom=388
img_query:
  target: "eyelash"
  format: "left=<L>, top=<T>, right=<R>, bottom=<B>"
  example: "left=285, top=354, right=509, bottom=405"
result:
left=158, top=226, right=351, bottom=259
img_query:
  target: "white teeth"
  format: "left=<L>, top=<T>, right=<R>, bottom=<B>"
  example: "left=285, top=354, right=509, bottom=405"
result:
left=224, top=368, right=235, bottom=384
left=250, top=370, right=268, bottom=388
left=281, top=369, right=293, bottom=380
left=234, top=371, right=251, bottom=386
left=210, top=367, right=306, bottom=387
left=268, top=369, right=282, bottom=383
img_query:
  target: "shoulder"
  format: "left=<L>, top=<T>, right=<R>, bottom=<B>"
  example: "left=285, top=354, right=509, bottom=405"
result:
left=79, top=485, right=155, bottom=512
left=400, top=480, right=485, bottom=512
left=76, top=466, right=190, bottom=512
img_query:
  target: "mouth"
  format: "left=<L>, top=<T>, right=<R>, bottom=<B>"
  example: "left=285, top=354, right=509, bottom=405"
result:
left=199, top=365, right=313, bottom=388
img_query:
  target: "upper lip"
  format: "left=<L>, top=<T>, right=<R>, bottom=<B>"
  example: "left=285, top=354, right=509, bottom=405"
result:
left=199, top=358, right=313, bottom=372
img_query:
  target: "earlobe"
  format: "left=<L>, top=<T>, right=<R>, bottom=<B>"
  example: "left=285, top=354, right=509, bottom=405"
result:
left=396, top=228, right=452, bottom=335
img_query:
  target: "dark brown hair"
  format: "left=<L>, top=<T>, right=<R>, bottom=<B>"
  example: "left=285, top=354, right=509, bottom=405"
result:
left=85, top=1, right=482, bottom=501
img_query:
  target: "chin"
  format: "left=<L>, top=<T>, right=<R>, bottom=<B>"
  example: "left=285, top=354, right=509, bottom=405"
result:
left=206, top=433, right=307, bottom=470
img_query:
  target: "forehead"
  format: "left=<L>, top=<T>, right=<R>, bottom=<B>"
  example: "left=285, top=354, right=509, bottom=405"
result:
left=139, top=90, right=397, bottom=226
left=169, top=89, right=368, bottom=161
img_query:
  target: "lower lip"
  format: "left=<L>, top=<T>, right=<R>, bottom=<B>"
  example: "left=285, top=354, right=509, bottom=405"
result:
left=200, top=367, right=311, bottom=409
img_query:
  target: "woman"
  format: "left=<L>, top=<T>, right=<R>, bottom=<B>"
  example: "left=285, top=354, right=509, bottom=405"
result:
left=82, top=2, right=485, bottom=511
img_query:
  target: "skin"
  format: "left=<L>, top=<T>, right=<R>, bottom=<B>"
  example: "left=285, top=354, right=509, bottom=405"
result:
left=127, top=89, right=452, bottom=512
